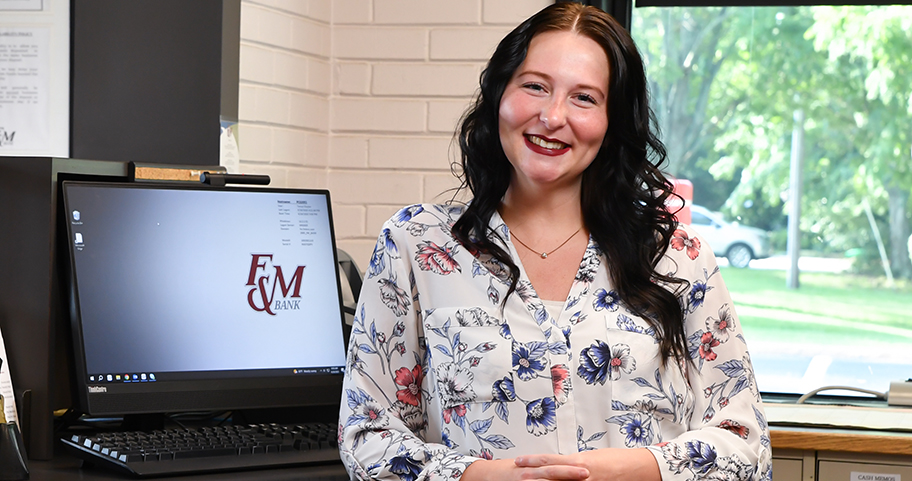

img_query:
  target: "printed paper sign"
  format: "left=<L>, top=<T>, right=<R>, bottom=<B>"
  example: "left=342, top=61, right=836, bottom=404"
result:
left=0, top=27, right=49, bottom=152
left=0, top=329, right=19, bottom=425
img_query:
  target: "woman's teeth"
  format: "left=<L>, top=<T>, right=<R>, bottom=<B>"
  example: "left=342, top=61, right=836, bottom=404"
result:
left=528, top=135, right=567, bottom=150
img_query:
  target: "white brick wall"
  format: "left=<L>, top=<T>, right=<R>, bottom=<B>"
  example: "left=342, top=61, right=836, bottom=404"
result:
left=238, top=0, right=551, bottom=267
left=238, top=0, right=332, bottom=193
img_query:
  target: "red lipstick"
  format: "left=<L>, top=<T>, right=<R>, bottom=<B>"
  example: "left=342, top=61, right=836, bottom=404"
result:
left=524, top=135, right=570, bottom=156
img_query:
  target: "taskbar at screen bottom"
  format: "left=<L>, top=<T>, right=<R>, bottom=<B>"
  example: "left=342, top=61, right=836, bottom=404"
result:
left=84, top=366, right=345, bottom=385
left=81, top=373, right=345, bottom=416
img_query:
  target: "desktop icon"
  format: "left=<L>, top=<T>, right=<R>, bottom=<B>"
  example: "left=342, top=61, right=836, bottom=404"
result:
left=140, top=373, right=147, bottom=380
left=149, top=373, right=156, bottom=380
left=106, top=374, right=113, bottom=382
left=74, top=233, right=84, bottom=245
left=73, top=210, right=81, bottom=221
left=132, top=374, right=138, bottom=380
left=89, top=375, right=95, bottom=381
left=115, top=375, right=121, bottom=381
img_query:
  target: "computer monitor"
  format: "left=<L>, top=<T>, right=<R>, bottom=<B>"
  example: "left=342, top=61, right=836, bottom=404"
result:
left=60, top=181, right=349, bottom=419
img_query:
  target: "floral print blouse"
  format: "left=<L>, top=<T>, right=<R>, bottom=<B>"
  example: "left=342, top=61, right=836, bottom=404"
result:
left=338, top=204, right=772, bottom=481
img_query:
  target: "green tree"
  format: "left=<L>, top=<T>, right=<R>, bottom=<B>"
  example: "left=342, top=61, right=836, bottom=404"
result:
left=635, top=5, right=912, bottom=278
left=633, top=7, right=740, bottom=208
left=709, top=6, right=866, bottom=248
left=805, top=6, right=912, bottom=278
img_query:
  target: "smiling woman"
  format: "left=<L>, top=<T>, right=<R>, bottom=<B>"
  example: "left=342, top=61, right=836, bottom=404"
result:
left=337, top=3, right=771, bottom=481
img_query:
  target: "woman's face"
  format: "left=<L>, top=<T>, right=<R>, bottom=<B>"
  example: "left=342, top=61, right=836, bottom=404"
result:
left=498, top=30, right=610, bottom=192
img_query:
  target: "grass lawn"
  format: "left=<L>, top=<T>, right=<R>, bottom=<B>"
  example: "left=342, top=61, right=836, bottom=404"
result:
left=719, top=267, right=912, bottom=346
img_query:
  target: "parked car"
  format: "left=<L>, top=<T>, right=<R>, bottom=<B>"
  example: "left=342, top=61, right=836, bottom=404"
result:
left=688, top=205, right=772, bottom=268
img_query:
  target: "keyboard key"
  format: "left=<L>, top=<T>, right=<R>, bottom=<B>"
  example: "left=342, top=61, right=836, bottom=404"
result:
left=118, top=452, right=144, bottom=463
left=173, top=447, right=238, bottom=459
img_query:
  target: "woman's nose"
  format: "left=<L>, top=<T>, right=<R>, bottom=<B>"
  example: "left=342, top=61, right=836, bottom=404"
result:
left=540, top=98, right=567, bottom=130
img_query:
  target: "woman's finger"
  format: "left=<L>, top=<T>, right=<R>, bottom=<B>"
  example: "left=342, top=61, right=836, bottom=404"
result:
left=524, top=464, right=589, bottom=480
left=515, top=454, right=577, bottom=467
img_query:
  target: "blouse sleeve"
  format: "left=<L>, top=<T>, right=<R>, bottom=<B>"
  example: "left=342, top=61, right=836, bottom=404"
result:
left=646, top=226, right=773, bottom=481
left=338, top=219, right=479, bottom=480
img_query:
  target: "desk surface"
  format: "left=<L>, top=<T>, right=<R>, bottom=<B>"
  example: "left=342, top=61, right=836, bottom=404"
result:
left=30, top=455, right=349, bottom=481
left=27, top=430, right=912, bottom=479
left=771, top=426, right=912, bottom=456
left=766, top=401, right=912, bottom=455
left=31, top=420, right=912, bottom=477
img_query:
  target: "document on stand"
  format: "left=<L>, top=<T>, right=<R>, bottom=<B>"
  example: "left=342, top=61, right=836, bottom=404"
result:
left=0, top=329, right=19, bottom=425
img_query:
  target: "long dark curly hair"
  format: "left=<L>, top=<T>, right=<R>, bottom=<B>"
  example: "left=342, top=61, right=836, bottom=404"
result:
left=451, top=2, right=690, bottom=365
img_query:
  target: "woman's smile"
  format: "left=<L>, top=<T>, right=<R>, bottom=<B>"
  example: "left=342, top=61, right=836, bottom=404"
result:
left=525, top=134, right=570, bottom=155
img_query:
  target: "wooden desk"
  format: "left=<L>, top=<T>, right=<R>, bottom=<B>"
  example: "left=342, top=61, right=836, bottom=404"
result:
left=26, top=427, right=912, bottom=480
left=773, top=426, right=912, bottom=456
left=772, top=426, right=912, bottom=480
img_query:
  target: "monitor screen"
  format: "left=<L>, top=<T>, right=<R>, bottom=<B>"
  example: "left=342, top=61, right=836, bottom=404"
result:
left=61, top=181, right=348, bottom=416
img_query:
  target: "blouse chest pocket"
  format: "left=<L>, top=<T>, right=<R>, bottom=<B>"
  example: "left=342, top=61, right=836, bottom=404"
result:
left=423, top=307, right=511, bottom=409
left=597, top=313, right=693, bottom=427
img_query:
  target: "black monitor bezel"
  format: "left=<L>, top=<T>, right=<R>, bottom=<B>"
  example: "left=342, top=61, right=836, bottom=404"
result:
left=61, top=180, right=349, bottom=417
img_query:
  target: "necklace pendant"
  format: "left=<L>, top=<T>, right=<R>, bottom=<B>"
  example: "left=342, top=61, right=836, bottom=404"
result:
left=540, top=252, right=548, bottom=259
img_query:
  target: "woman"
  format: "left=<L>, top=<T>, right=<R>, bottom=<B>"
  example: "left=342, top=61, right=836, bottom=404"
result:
left=338, top=3, right=771, bottom=480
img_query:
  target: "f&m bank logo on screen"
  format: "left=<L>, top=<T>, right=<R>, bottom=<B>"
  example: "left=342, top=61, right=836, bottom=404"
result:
left=246, top=254, right=306, bottom=315
left=0, top=127, right=16, bottom=146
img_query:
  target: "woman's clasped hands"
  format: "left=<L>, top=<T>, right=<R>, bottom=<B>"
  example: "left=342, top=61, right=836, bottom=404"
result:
left=462, top=448, right=661, bottom=481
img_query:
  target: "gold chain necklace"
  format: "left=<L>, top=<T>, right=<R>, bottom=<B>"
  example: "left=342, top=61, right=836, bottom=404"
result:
left=510, top=227, right=582, bottom=259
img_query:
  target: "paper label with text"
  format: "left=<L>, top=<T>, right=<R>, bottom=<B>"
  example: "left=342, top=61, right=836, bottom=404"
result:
left=852, top=472, right=900, bottom=481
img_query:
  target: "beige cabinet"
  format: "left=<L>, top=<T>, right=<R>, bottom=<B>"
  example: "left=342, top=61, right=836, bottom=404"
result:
left=772, top=448, right=912, bottom=480
left=772, top=458, right=804, bottom=481
left=772, top=449, right=813, bottom=481
left=818, top=452, right=912, bottom=480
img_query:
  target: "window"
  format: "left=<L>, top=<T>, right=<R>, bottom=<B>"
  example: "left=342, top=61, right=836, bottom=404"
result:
left=628, top=2, right=912, bottom=397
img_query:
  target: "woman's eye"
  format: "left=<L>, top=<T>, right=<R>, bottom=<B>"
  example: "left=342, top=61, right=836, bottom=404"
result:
left=523, top=83, right=545, bottom=92
left=576, top=93, right=597, bottom=104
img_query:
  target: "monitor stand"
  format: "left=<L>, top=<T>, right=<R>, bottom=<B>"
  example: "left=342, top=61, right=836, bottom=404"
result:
left=120, top=413, right=166, bottom=432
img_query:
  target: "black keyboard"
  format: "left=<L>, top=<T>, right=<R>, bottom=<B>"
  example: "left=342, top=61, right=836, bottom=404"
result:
left=61, top=422, right=340, bottom=477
